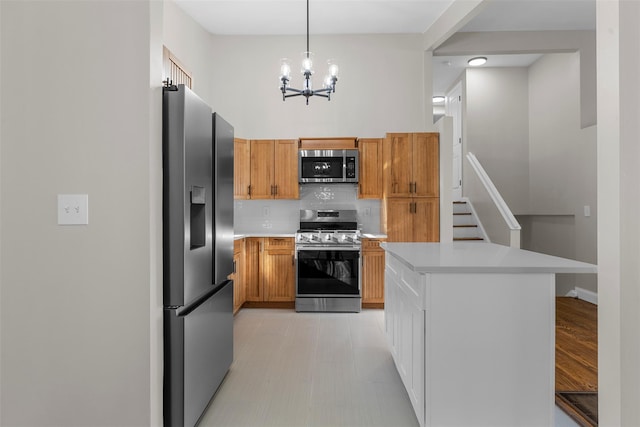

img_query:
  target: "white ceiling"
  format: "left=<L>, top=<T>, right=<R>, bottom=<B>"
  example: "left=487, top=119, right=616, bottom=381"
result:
left=172, top=0, right=596, bottom=97
left=173, top=0, right=455, bottom=35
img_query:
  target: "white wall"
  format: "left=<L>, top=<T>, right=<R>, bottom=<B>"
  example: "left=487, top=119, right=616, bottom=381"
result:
left=464, top=67, right=530, bottom=214
left=435, top=30, right=596, bottom=128
left=162, top=0, right=215, bottom=107
left=527, top=52, right=598, bottom=294
left=207, top=34, right=427, bottom=139
left=164, top=2, right=429, bottom=140
left=0, top=1, right=162, bottom=425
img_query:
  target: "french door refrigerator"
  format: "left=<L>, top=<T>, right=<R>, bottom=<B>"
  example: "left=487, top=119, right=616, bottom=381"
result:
left=163, top=84, right=234, bottom=427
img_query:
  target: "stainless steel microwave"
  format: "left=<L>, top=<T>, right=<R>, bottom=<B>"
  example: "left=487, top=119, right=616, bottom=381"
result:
left=298, top=149, right=359, bottom=183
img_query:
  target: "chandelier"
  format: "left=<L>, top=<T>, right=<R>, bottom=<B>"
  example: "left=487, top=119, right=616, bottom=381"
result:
left=279, top=0, right=339, bottom=105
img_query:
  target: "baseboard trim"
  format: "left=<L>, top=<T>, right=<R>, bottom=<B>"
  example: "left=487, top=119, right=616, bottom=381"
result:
left=565, top=287, right=598, bottom=305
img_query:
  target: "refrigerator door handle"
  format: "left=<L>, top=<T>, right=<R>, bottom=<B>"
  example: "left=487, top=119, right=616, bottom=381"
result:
left=176, top=280, right=233, bottom=318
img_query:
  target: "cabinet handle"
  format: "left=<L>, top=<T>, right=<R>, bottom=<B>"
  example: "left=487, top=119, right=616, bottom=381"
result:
left=247, top=185, right=251, bottom=196
left=292, top=255, right=295, bottom=266
left=413, top=182, right=417, bottom=194
left=275, top=185, right=278, bottom=195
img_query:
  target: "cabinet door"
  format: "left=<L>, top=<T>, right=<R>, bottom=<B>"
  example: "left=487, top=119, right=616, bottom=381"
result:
left=412, top=133, right=439, bottom=198
left=234, top=138, right=251, bottom=199
left=385, top=133, right=413, bottom=197
left=359, top=138, right=383, bottom=199
left=385, top=198, right=415, bottom=242
left=244, top=238, right=263, bottom=301
left=414, top=198, right=440, bottom=242
left=273, top=139, right=299, bottom=199
left=232, top=250, right=244, bottom=313
left=362, top=248, right=385, bottom=303
left=250, top=140, right=275, bottom=199
left=263, top=238, right=295, bottom=302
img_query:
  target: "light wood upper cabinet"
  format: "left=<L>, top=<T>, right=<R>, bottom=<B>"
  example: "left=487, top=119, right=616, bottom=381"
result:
left=246, top=139, right=299, bottom=199
left=358, top=138, right=383, bottom=199
left=234, top=138, right=251, bottom=199
left=412, top=133, right=439, bottom=198
left=249, top=139, right=276, bottom=199
left=273, top=140, right=299, bottom=199
left=385, top=133, right=414, bottom=197
left=384, top=133, right=439, bottom=198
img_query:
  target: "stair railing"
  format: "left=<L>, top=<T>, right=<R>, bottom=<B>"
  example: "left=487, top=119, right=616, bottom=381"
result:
left=466, top=152, right=521, bottom=247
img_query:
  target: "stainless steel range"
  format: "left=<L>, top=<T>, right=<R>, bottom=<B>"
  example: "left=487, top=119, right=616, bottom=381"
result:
left=295, top=209, right=361, bottom=312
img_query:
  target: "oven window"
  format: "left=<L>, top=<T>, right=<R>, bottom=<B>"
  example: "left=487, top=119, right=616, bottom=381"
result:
left=300, top=157, right=343, bottom=179
left=297, top=250, right=359, bottom=295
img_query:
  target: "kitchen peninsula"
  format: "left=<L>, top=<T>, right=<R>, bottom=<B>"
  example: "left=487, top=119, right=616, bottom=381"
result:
left=382, top=242, right=597, bottom=427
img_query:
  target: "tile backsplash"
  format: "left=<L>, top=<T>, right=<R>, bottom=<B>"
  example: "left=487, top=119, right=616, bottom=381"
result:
left=234, top=183, right=381, bottom=234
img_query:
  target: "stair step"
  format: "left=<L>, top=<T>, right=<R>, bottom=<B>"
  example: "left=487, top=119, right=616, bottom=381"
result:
left=454, top=237, right=484, bottom=241
left=454, top=224, right=478, bottom=228
left=453, top=212, right=472, bottom=215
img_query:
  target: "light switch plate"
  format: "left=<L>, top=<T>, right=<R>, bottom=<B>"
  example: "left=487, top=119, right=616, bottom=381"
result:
left=58, top=194, right=89, bottom=225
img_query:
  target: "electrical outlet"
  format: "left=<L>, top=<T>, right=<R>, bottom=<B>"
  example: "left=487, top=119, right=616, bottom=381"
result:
left=58, top=194, right=89, bottom=225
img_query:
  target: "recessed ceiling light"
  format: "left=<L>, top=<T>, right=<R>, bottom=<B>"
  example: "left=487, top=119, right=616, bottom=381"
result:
left=432, top=96, right=445, bottom=103
left=468, top=57, right=487, bottom=67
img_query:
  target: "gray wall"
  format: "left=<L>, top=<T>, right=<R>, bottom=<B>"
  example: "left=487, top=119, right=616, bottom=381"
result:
left=462, top=52, right=597, bottom=295
left=164, top=3, right=432, bottom=138
left=0, top=1, right=163, bottom=425
left=527, top=52, right=597, bottom=294
left=465, top=67, right=530, bottom=214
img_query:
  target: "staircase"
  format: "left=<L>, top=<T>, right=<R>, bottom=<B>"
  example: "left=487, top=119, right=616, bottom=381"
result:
left=453, top=201, right=485, bottom=242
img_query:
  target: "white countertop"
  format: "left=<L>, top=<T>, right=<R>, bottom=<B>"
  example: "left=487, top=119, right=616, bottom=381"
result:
left=381, top=242, right=597, bottom=274
left=362, top=233, right=387, bottom=239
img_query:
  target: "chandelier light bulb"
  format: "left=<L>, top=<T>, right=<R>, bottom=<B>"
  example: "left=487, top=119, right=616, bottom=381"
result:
left=301, top=52, right=314, bottom=73
left=328, top=61, right=339, bottom=77
left=280, top=59, right=291, bottom=79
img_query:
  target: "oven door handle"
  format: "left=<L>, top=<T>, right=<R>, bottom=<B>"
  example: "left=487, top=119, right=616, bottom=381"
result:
left=295, top=245, right=361, bottom=251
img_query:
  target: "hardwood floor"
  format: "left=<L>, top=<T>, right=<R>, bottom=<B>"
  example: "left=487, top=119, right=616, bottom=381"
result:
left=555, top=297, right=598, bottom=426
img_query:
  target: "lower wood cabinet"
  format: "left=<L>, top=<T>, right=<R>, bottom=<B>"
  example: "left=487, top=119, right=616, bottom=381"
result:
left=362, top=238, right=386, bottom=305
left=244, top=237, right=295, bottom=303
left=232, top=239, right=245, bottom=314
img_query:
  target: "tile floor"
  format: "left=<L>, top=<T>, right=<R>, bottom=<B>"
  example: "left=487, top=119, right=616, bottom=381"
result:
left=199, top=308, right=579, bottom=427
left=198, top=308, right=419, bottom=427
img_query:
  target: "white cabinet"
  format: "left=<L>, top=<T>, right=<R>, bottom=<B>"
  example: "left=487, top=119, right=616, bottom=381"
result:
left=384, top=256, right=424, bottom=424
left=384, top=250, right=557, bottom=427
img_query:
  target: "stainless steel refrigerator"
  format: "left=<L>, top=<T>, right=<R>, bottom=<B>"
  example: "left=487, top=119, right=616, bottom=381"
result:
left=163, top=84, right=234, bottom=427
